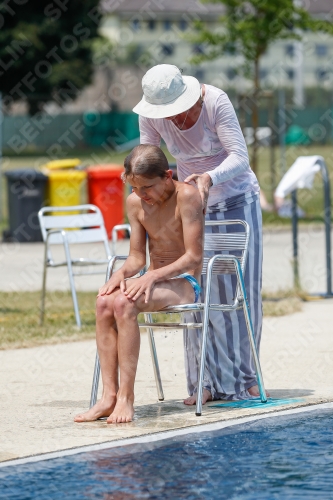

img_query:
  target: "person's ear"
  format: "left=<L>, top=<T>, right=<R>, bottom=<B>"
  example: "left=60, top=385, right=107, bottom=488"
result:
left=166, top=169, right=173, bottom=180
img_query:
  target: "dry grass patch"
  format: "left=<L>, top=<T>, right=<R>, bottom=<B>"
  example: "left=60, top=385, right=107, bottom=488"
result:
left=0, top=291, right=96, bottom=350
left=0, top=289, right=304, bottom=350
left=262, top=289, right=303, bottom=317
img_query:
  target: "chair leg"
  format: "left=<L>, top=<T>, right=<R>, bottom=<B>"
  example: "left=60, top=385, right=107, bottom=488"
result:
left=196, top=262, right=219, bottom=416
left=145, top=314, right=164, bottom=401
left=40, top=246, right=48, bottom=326
left=242, top=299, right=267, bottom=403
left=195, top=314, right=210, bottom=416
left=63, top=238, right=81, bottom=328
left=237, top=269, right=267, bottom=403
left=90, top=351, right=101, bottom=408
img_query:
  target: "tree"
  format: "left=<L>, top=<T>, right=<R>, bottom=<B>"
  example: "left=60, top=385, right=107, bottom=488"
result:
left=0, top=0, right=102, bottom=115
left=190, top=0, right=333, bottom=176
left=92, top=37, right=152, bottom=111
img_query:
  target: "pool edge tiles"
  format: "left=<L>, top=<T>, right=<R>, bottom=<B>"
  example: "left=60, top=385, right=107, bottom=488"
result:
left=1, top=401, right=333, bottom=469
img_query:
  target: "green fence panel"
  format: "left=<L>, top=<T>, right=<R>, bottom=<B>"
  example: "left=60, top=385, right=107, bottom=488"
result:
left=3, top=107, right=332, bottom=153
left=84, top=112, right=139, bottom=147
left=3, top=112, right=140, bottom=153
left=240, top=107, right=332, bottom=144
left=3, top=114, right=84, bottom=153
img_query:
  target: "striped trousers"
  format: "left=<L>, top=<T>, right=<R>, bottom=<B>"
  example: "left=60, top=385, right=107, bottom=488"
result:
left=183, top=197, right=263, bottom=400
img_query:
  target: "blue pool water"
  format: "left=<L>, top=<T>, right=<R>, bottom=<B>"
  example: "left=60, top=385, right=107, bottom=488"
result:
left=1, top=409, right=333, bottom=499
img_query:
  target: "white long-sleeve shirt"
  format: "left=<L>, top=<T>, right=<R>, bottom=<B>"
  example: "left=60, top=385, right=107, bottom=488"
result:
left=139, top=84, right=259, bottom=207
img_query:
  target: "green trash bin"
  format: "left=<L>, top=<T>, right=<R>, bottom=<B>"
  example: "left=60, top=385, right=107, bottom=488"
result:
left=3, top=169, right=48, bottom=242
left=285, top=125, right=311, bottom=145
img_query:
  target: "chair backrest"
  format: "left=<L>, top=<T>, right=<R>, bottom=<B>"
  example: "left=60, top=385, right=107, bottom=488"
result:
left=111, top=224, right=131, bottom=256
left=38, top=204, right=112, bottom=260
left=202, top=220, right=250, bottom=275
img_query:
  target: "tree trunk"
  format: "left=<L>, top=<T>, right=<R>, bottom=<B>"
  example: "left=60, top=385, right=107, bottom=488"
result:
left=27, top=96, right=45, bottom=116
left=251, top=57, right=260, bottom=178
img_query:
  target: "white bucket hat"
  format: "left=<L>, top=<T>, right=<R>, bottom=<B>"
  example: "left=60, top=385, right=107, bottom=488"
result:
left=133, top=64, right=201, bottom=119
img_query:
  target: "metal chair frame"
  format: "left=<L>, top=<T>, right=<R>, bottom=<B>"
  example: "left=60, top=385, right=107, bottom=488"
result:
left=38, top=204, right=130, bottom=328
left=89, top=219, right=267, bottom=415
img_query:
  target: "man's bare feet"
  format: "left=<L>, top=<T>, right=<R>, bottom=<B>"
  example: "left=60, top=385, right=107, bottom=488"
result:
left=247, top=385, right=270, bottom=398
left=74, top=396, right=117, bottom=422
left=184, top=388, right=212, bottom=406
left=107, top=395, right=134, bottom=424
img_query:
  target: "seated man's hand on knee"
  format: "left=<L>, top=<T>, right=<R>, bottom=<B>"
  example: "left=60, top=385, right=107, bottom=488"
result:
left=98, top=274, right=126, bottom=296
left=124, top=274, right=157, bottom=303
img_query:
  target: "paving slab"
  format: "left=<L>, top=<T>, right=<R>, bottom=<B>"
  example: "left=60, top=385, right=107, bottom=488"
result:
left=1, top=227, right=332, bottom=293
left=1, top=300, right=332, bottom=463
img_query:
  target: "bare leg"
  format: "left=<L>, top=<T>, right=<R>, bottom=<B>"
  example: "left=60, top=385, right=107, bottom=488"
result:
left=107, top=277, right=196, bottom=424
left=107, top=294, right=140, bottom=424
left=184, top=389, right=212, bottom=406
left=76, top=277, right=195, bottom=424
left=74, top=291, right=120, bottom=422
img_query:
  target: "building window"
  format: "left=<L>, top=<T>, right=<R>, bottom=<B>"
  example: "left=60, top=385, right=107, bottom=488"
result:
left=193, top=44, right=205, bottom=55
left=179, top=19, right=187, bottom=31
left=194, top=69, right=205, bottom=81
left=316, top=44, right=327, bottom=57
left=161, top=44, right=174, bottom=56
left=316, top=68, right=329, bottom=81
left=286, top=68, right=294, bottom=80
left=285, top=44, right=294, bottom=57
left=259, top=69, right=268, bottom=80
left=147, top=20, right=156, bottom=31
left=227, top=68, right=236, bottom=80
left=131, top=19, right=140, bottom=31
left=163, top=20, right=172, bottom=31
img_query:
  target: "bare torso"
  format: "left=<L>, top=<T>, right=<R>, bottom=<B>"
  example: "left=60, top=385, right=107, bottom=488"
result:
left=130, top=181, right=202, bottom=280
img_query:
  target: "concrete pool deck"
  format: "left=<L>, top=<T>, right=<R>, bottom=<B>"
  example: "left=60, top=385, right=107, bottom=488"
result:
left=1, top=299, right=332, bottom=464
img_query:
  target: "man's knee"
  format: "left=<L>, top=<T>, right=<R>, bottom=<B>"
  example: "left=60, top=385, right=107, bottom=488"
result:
left=113, top=293, right=137, bottom=320
left=96, top=295, right=115, bottom=319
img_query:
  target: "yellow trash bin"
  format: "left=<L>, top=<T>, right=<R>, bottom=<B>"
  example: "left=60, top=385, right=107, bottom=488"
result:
left=47, top=170, right=87, bottom=209
left=43, top=159, right=82, bottom=171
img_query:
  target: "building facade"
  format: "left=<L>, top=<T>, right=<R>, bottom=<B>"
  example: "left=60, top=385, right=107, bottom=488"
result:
left=96, top=0, right=333, bottom=110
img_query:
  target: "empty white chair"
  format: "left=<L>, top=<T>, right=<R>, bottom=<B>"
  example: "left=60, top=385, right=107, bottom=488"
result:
left=89, top=219, right=267, bottom=415
left=38, top=204, right=130, bottom=328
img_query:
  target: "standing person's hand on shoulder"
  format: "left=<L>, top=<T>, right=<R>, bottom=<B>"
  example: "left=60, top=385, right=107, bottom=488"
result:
left=184, top=172, right=213, bottom=215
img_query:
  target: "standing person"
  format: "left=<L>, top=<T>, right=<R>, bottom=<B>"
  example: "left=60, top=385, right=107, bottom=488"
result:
left=133, top=64, right=266, bottom=404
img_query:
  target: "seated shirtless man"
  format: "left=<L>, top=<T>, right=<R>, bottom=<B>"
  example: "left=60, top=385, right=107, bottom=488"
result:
left=75, top=144, right=203, bottom=424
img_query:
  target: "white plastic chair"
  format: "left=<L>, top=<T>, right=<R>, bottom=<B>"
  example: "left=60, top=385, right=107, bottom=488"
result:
left=38, top=204, right=130, bottom=328
left=89, top=219, right=267, bottom=415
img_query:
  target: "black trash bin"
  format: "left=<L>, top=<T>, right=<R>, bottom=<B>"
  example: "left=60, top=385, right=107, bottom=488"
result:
left=4, top=169, right=48, bottom=242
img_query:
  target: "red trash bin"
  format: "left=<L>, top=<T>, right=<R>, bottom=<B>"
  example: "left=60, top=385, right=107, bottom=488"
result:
left=87, top=164, right=125, bottom=238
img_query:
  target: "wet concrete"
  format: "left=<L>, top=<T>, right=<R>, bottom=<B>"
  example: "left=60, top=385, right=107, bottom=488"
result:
left=1, top=299, right=332, bottom=463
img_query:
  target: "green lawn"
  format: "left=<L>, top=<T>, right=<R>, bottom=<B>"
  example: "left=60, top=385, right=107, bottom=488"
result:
left=0, top=290, right=302, bottom=350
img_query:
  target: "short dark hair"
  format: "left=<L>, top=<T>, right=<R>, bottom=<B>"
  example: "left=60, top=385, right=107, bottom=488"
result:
left=123, top=144, right=169, bottom=181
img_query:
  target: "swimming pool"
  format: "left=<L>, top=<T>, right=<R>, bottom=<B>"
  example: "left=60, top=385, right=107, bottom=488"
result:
left=1, top=405, right=333, bottom=499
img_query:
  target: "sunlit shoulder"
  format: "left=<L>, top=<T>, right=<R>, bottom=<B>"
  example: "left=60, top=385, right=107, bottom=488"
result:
left=176, top=181, right=202, bottom=206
